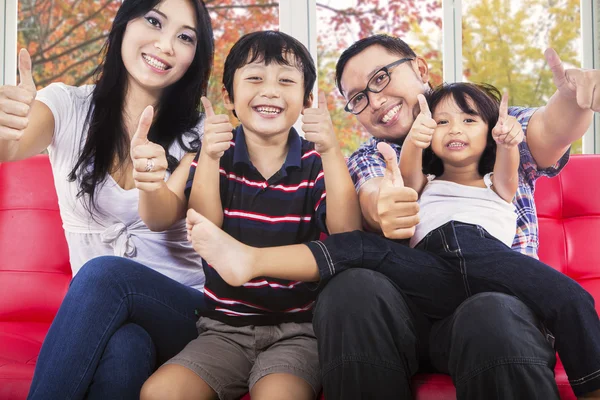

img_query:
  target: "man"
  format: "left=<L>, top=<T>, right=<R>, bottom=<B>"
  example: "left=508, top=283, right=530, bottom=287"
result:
left=313, top=34, right=600, bottom=399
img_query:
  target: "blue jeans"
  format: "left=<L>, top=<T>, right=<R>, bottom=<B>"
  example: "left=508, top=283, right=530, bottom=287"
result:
left=309, top=222, right=600, bottom=397
left=27, top=256, right=205, bottom=400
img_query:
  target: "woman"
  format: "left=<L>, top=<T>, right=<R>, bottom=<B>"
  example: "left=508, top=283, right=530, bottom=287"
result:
left=0, top=0, right=213, bottom=398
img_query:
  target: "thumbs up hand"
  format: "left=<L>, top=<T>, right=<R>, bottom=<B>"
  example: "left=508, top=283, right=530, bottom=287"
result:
left=546, top=48, right=600, bottom=112
left=0, top=49, right=37, bottom=141
left=200, top=96, right=233, bottom=160
left=302, top=91, right=339, bottom=155
left=491, top=91, right=523, bottom=149
left=130, top=106, right=168, bottom=192
left=407, top=94, right=436, bottom=149
left=375, top=141, right=420, bottom=239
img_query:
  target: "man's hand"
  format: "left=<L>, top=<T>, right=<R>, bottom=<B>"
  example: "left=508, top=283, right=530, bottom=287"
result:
left=546, top=48, right=600, bottom=112
left=130, top=106, right=168, bottom=192
left=407, top=94, right=436, bottom=149
left=200, top=96, right=233, bottom=160
left=0, top=49, right=37, bottom=141
left=492, top=91, right=524, bottom=149
left=376, top=142, right=420, bottom=239
left=302, top=91, right=340, bottom=155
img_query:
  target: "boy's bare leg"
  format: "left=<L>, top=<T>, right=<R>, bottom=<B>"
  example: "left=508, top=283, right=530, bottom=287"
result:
left=186, top=209, right=320, bottom=286
left=140, top=364, right=217, bottom=400
left=250, top=373, right=315, bottom=400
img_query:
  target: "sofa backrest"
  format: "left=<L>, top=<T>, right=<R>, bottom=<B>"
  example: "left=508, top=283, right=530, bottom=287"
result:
left=0, top=155, right=71, bottom=324
left=535, top=155, right=600, bottom=315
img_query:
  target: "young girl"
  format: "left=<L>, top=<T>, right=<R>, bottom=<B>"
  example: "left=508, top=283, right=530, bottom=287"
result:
left=0, top=0, right=213, bottom=398
left=399, top=83, right=522, bottom=250
left=179, top=82, right=600, bottom=399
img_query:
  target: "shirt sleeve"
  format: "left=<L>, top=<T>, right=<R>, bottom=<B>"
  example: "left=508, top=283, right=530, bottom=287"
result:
left=347, top=143, right=387, bottom=191
left=509, top=106, right=570, bottom=188
left=36, top=83, right=78, bottom=149
left=184, top=150, right=201, bottom=200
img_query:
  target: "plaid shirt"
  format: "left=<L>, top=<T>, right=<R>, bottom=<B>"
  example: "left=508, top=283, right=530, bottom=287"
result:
left=347, top=106, right=570, bottom=259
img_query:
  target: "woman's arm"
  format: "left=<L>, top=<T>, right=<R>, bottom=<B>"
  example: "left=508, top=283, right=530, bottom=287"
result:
left=0, top=50, right=54, bottom=162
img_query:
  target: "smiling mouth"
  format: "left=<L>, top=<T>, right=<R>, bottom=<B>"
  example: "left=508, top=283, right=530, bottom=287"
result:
left=142, top=54, right=171, bottom=71
left=381, top=104, right=402, bottom=123
left=447, top=141, right=467, bottom=149
left=253, top=106, right=283, bottom=115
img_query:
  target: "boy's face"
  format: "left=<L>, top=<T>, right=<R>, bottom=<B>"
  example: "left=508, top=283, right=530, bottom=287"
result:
left=339, top=45, right=430, bottom=143
left=224, top=55, right=307, bottom=140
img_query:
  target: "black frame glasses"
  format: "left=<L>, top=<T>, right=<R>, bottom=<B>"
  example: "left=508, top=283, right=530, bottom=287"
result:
left=344, top=57, right=414, bottom=115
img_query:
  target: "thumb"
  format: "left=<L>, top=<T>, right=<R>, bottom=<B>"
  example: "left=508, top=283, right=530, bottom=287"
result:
left=18, top=49, right=36, bottom=91
left=186, top=208, right=205, bottom=226
left=318, top=90, right=328, bottom=111
left=132, top=105, right=153, bottom=145
left=377, top=142, right=404, bottom=188
left=417, top=94, right=431, bottom=118
left=201, top=96, right=215, bottom=118
left=545, top=48, right=569, bottom=89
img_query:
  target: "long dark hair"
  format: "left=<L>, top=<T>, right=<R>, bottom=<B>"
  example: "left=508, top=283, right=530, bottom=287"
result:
left=422, top=82, right=500, bottom=177
left=68, top=0, right=214, bottom=213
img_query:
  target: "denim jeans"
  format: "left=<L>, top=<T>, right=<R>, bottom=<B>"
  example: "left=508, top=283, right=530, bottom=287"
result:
left=27, top=256, right=205, bottom=400
left=309, top=222, right=600, bottom=397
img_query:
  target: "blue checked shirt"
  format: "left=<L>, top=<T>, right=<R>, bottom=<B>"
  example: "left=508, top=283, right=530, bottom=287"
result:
left=347, top=107, right=570, bottom=259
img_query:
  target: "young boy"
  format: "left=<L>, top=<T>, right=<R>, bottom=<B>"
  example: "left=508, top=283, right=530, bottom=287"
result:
left=140, top=31, right=361, bottom=400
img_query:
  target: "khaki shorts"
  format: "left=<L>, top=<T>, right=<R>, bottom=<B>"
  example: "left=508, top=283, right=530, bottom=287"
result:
left=165, top=317, right=321, bottom=400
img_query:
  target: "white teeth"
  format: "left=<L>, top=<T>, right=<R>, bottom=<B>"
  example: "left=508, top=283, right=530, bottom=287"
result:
left=382, top=105, right=401, bottom=123
left=143, top=54, right=168, bottom=70
left=255, top=106, right=282, bottom=114
left=447, top=142, right=466, bottom=148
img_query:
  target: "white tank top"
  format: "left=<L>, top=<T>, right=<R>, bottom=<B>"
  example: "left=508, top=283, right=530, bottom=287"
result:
left=410, top=173, right=517, bottom=248
left=37, top=83, right=205, bottom=291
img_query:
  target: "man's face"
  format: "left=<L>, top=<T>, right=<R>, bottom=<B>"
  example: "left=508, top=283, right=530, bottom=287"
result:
left=339, top=45, right=430, bottom=142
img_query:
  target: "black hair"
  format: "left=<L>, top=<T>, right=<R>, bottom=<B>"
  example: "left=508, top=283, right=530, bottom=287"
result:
left=335, top=34, right=417, bottom=97
left=222, top=30, right=316, bottom=109
left=422, top=82, right=501, bottom=177
left=68, top=0, right=214, bottom=214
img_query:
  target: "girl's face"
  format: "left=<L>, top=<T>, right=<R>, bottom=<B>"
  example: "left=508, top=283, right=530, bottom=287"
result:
left=430, top=95, right=489, bottom=170
left=121, top=0, right=198, bottom=97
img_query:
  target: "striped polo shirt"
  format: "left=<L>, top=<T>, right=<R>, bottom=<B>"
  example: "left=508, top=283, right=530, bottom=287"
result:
left=185, top=125, right=327, bottom=326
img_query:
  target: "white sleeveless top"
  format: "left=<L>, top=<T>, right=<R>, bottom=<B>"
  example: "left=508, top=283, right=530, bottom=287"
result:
left=37, top=83, right=205, bottom=291
left=410, top=173, right=517, bottom=248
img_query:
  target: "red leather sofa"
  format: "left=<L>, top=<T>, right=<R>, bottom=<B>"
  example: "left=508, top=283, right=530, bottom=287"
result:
left=1, top=154, right=599, bottom=400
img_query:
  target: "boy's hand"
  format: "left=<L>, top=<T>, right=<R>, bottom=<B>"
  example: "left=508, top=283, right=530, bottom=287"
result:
left=407, top=94, right=436, bottom=149
left=302, top=91, right=339, bottom=155
left=131, top=106, right=168, bottom=192
left=200, top=96, right=233, bottom=160
left=0, top=49, right=37, bottom=141
left=376, top=142, right=419, bottom=239
left=492, top=92, right=523, bottom=148
left=546, top=48, right=600, bottom=112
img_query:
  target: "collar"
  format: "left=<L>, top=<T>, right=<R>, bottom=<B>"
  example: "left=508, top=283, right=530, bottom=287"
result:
left=232, top=125, right=302, bottom=170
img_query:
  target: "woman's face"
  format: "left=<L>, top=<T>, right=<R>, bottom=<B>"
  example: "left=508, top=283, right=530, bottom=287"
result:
left=121, top=0, right=198, bottom=97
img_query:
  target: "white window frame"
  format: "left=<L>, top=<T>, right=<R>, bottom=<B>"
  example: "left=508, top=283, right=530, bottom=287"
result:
left=1, top=0, right=17, bottom=85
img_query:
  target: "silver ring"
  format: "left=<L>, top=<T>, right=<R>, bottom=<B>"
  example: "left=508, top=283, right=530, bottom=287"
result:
left=144, top=158, right=155, bottom=172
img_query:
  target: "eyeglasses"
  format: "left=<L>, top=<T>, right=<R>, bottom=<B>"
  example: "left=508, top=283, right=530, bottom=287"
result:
left=344, top=57, right=414, bottom=115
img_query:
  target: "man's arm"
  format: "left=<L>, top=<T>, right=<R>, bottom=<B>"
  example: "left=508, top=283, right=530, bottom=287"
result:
left=526, top=48, right=599, bottom=169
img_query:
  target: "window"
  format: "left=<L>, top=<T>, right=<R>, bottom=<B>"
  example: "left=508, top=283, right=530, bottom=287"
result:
left=315, top=0, right=443, bottom=155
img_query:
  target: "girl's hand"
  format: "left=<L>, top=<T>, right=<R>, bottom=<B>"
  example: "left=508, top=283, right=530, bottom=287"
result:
left=0, top=49, right=37, bottom=141
left=200, top=96, right=233, bottom=160
left=131, top=106, right=169, bottom=192
left=407, top=94, right=436, bottom=149
left=302, top=91, right=339, bottom=155
left=492, top=92, right=524, bottom=148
